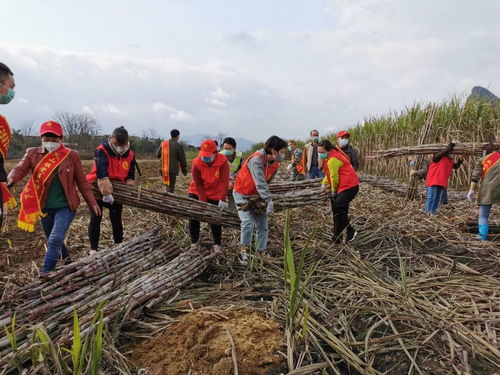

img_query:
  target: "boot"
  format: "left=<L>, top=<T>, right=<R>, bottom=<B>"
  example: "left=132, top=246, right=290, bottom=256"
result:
left=478, top=224, right=489, bottom=241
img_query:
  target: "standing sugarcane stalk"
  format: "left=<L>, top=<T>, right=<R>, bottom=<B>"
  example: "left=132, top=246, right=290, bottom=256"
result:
left=406, top=106, right=435, bottom=200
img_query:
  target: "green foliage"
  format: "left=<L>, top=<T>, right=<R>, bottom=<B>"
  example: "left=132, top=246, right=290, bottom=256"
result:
left=4, top=312, right=17, bottom=350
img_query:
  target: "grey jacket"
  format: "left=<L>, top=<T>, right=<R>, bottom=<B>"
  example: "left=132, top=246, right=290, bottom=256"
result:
left=156, top=139, right=188, bottom=176
left=246, top=148, right=277, bottom=202
left=471, top=152, right=500, bottom=205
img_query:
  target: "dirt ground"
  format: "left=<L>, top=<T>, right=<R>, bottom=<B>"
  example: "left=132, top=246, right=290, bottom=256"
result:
left=130, top=309, right=285, bottom=375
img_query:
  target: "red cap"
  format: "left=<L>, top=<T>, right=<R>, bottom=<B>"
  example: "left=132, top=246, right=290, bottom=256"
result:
left=337, top=130, right=350, bottom=138
left=200, top=139, right=218, bottom=157
left=40, top=121, right=63, bottom=137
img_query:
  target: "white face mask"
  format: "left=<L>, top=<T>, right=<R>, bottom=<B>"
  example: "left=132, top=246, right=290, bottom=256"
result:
left=42, top=142, right=60, bottom=153
left=338, top=138, right=349, bottom=148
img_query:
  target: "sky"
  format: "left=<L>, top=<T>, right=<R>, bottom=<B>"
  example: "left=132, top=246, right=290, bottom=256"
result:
left=1, top=0, right=499, bottom=142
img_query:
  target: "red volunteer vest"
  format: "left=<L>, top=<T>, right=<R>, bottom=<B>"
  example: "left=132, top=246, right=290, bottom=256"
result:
left=188, top=153, right=229, bottom=200
left=323, top=148, right=359, bottom=193
left=426, top=156, right=454, bottom=187
left=234, top=152, right=279, bottom=196
left=87, top=145, right=134, bottom=183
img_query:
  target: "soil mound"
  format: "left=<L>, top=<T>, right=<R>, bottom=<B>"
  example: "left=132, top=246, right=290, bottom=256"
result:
left=131, top=309, right=284, bottom=375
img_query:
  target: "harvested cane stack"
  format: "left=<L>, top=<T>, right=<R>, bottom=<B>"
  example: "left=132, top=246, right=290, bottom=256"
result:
left=0, top=230, right=213, bottom=368
left=366, top=142, right=500, bottom=160
left=269, top=178, right=323, bottom=194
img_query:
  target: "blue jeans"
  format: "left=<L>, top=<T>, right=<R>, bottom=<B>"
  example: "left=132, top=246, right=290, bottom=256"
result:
left=307, top=165, right=324, bottom=180
left=233, top=191, right=269, bottom=251
left=441, top=189, right=448, bottom=204
left=40, top=207, right=76, bottom=273
left=424, top=186, right=444, bottom=215
left=479, top=204, right=492, bottom=226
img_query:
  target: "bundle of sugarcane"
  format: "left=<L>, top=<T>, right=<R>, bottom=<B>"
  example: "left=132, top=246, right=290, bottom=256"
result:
left=269, top=178, right=323, bottom=194
left=92, top=182, right=241, bottom=228
left=0, top=231, right=212, bottom=367
left=366, top=142, right=499, bottom=160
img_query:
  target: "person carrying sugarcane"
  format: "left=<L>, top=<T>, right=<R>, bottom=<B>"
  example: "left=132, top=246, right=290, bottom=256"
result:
left=156, top=129, right=188, bottom=193
left=233, top=136, right=287, bottom=264
left=408, top=155, right=449, bottom=204
left=336, top=131, right=360, bottom=171
left=411, top=142, right=463, bottom=215
left=7, top=121, right=100, bottom=273
left=287, top=140, right=305, bottom=181
left=318, top=139, right=359, bottom=243
left=87, top=126, right=136, bottom=254
left=220, top=137, right=243, bottom=210
left=0, top=62, right=17, bottom=228
left=466, top=142, right=500, bottom=241
left=188, top=139, right=230, bottom=254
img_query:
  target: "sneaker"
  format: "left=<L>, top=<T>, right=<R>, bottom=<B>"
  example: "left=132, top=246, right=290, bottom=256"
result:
left=259, top=250, right=271, bottom=258
left=213, top=245, right=223, bottom=254
left=346, top=228, right=358, bottom=243
left=238, top=252, right=249, bottom=265
left=89, top=250, right=98, bottom=256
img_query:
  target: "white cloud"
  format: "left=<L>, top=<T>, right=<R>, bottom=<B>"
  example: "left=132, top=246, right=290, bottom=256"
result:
left=100, top=104, right=123, bottom=115
left=151, top=102, right=194, bottom=122
left=81, top=105, right=94, bottom=115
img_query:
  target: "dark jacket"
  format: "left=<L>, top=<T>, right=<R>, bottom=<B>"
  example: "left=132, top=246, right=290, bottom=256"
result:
left=8, top=147, right=97, bottom=211
left=95, top=140, right=136, bottom=180
left=156, top=138, right=188, bottom=176
left=341, top=144, right=360, bottom=171
left=0, top=154, right=6, bottom=182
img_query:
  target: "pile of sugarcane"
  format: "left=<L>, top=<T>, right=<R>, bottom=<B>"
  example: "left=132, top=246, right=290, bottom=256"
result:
left=0, top=230, right=213, bottom=368
left=269, top=178, right=322, bottom=194
left=366, top=142, right=499, bottom=160
left=358, top=173, right=464, bottom=201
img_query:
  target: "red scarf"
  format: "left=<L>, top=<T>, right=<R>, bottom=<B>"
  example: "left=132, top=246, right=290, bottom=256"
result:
left=18, top=145, right=71, bottom=232
left=482, top=151, right=500, bottom=177
left=161, top=140, right=170, bottom=185
left=0, top=115, right=16, bottom=209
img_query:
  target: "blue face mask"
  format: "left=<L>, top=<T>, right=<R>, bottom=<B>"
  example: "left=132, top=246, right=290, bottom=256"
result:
left=409, top=160, right=416, bottom=167
left=0, top=88, right=15, bottom=105
left=201, top=156, right=214, bottom=163
left=221, top=149, right=234, bottom=156
left=319, top=152, right=328, bottom=160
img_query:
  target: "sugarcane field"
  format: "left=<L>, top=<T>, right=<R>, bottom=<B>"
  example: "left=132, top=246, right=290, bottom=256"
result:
left=1, top=2, right=500, bottom=375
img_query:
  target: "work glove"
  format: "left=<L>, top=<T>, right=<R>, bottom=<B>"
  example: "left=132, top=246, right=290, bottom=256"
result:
left=266, top=200, right=274, bottom=215
left=102, top=194, right=115, bottom=204
left=125, top=179, right=135, bottom=186
left=466, top=190, right=475, bottom=202
left=218, top=200, right=228, bottom=211
left=98, top=177, right=113, bottom=196
left=287, top=164, right=293, bottom=171
left=331, top=191, right=338, bottom=201
left=447, top=142, right=456, bottom=150
left=321, top=184, right=329, bottom=190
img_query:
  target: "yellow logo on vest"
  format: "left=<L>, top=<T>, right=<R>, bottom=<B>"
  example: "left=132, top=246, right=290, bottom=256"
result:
left=122, top=161, right=129, bottom=170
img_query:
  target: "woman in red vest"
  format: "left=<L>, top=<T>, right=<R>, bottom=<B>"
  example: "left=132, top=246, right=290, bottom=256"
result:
left=233, top=135, right=287, bottom=264
left=318, top=140, right=359, bottom=244
left=188, top=139, right=230, bottom=253
left=417, top=143, right=463, bottom=215
left=467, top=142, right=500, bottom=240
left=8, top=121, right=100, bottom=273
left=87, top=126, right=136, bottom=254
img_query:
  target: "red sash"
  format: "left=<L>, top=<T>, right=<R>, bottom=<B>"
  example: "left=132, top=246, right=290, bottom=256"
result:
left=482, top=152, right=500, bottom=177
left=18, top=145, right=71, bottom=232
left=161, top=140, right=170, bottom=185
left=0, top=115, right=16, bottom=209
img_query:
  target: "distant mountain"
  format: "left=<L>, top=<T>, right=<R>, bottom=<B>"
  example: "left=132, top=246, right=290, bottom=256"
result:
left=181, top=134, right=256, bottom=151
left=467, top=86, right=499, bottom=103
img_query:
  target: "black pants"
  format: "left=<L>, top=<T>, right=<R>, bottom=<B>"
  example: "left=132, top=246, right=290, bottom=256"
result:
left=188, top=193, right=222, bottom=245
left=331, top=185, right=359, bottom=241
left=166, top=173, right=177, bottom=193
left=88, top=200, right=124, bottom=250
left=0, top=185, right=3, bottom=228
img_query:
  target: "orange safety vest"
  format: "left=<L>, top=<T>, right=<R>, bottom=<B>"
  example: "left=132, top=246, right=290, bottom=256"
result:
left=322, top=147, right=359, bottom=193
left=0, top=115, right=15, bottom=209
left=188, top=153, right=229, bottom=200
left=18, top=145, right=71, bottom=232
left=234, top=152, right=279, bottom=196
left=87, top=145, right=135, bottom=183
left=161, top=140, right=170, bottom=185
left=482, top=151, right=500, bottom=177
left=291, top=152, right=304, bottom=174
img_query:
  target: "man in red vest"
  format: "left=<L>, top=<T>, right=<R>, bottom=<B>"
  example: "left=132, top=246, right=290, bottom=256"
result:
left=416, top=142, right=463, bottom=215
left=87, top=126, right=136, bottom=254
left=188, top=139, right=229, bottom=254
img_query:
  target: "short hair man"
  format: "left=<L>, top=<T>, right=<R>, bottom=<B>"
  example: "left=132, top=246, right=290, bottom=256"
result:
left=156, top=129, right=188, bottom=193
left=303, top=129, right=325, bottom=179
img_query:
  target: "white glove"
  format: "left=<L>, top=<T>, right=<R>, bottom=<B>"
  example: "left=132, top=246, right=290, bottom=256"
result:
left=321, top=184, right=329, bottom=190
left=287, top=164, right=293, bottom=171
left=466, top=190, right=475, bottom=202
left=218, top=200, right=228, bottom=211
left=102, top=194, right=114, bottom=204
left=266, top=200, right=274, bottom=214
